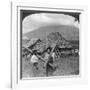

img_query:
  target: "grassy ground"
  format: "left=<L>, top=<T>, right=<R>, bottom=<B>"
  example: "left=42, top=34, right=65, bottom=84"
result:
left=21, top=55, right=79, bottom=78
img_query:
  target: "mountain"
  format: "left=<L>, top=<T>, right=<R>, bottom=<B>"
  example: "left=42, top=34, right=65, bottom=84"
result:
left=24, top=25, right=79, bottom=40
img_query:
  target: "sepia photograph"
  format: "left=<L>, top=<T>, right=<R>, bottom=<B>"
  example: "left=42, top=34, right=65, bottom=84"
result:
left=20, top=9, right=80, bottom=79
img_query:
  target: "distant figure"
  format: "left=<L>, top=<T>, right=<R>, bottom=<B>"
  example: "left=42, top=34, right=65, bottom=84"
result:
left=30, top=51, right=39, bottom=70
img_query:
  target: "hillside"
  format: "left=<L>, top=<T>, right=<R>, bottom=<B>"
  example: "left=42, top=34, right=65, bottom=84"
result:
left=24, top=25, right=79, bottom=40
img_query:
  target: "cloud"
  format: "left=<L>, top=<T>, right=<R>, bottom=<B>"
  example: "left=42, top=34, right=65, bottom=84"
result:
left=23, top=13, right=79, bottom=34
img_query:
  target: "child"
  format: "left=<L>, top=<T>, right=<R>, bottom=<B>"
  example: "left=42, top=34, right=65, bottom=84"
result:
left=30, top=51, right=39, bottom=70
left=46, top=56, right=56, bottom=76
left=43, top=48, right=51, bottom=68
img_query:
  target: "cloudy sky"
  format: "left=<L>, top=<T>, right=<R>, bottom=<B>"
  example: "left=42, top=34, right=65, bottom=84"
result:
left=22, top=13, right=79, bottom=34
